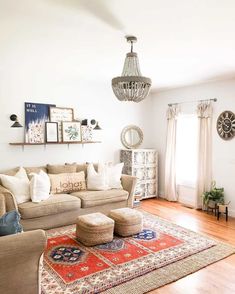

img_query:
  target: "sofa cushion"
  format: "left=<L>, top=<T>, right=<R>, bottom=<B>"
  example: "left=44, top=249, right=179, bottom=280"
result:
left=47, top=164, right=77, bottom=174
left=0, top=167, right=19, bottom=186
left=18, top=194, right=81, bottom=219
left=71, top=189, right=128, bottom=208
left=0, top=166, right=47, bottom=183
left=65, top=163, right=98, bottom=177
left=0, top=167, right=19, bottom=176
left=25, top=166, right=47, bottom=176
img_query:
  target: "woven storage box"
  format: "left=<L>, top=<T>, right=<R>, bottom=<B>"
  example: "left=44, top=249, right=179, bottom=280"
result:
left=76, top=212, right=114, bottom=246
left=109, top=208, right=143, bottom=237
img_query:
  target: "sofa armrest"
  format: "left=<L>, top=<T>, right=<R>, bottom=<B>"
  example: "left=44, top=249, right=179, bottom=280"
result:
left=0, top=185, right=18, bottom=212
left=0, top=194, right=6, bottom=217
left=121, top=175, right=137, bottom=208
left=0, top=229, right=47, bottom=294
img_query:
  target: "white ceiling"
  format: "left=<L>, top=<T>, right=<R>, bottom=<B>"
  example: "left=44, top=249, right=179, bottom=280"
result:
left=1, top=0, right=235, bottom=92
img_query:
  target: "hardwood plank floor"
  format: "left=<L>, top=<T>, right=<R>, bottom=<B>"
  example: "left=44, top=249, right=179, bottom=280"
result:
left=140, top=198, right=235, bottom=294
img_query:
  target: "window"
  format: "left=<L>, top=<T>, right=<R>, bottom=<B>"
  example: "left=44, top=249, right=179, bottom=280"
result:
left=176, top=114, right=198, bottom=187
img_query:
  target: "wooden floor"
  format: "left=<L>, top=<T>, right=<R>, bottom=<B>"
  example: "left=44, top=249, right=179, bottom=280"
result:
left=140, top=198, right=235, bottom=294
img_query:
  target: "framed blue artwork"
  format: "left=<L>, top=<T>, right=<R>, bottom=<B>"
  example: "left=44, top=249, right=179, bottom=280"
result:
left=25, top=102, right=56, bottom=143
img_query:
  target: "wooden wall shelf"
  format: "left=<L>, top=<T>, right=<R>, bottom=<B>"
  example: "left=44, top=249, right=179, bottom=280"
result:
left=9, top=141, right=101, bottom=150
left=9, top=141, right=101, bottom=146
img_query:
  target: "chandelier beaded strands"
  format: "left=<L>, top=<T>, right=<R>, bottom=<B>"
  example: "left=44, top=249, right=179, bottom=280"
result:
left=112, top=36, right=152, bottom=102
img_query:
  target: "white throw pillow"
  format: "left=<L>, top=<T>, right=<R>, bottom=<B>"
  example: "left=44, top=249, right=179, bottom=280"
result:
left=105, top=163, right=124, bottom=189
left=87, top=163, right=110, bottom=191
left=30, top=170, right=51, bottom=203
left=0, top=167, right=30, bottom=204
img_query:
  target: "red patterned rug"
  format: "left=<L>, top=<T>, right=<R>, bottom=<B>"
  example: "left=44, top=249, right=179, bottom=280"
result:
left=41, top=211, right=235, bottom=294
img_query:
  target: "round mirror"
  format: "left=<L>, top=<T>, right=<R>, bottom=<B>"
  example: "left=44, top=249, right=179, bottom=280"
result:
left=121, top=125, right=143, bottom=149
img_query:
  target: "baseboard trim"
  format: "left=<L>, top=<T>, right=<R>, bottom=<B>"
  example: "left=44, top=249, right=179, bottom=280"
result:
left=228, top=208, right=235, bottom=218
left=157, top=194, right=235, bottom=218
left=159, top=191, right=165, bottom=198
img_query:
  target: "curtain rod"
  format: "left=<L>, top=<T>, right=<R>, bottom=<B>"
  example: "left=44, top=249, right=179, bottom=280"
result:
left=168, top=98, right=217, bottom=107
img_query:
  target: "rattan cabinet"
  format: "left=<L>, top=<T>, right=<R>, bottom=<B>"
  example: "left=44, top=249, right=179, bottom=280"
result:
left=120, top=149, right=158, bottom=199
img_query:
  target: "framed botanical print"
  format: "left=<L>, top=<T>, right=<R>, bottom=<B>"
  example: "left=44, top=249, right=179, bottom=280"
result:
left=45, top=122, right=58, bottom=143
left=62, top=121, right=81, bottom=142
left=49, top=107, right=74, bottom=141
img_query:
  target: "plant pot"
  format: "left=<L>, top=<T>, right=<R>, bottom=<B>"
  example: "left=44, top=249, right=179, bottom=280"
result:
left=207, top=200, right=217, bottom=209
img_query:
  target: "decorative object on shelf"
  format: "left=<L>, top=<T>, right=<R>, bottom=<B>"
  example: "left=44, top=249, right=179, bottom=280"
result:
left=81, top=126, right=93, bottom=142
left=111, top=35, right=152, bottom=103
left=216, top=110, right=235, bottom=140
left=62, top=121, right=81, bottom=142
left=121, top=125, right=143, bottom=149
left=25, top=102, right=55, bottom=143
left=81, top=119, right=87, bottom=126
left=10, top=114, right=22, bottom=128
left=90, top=119, right=97, bottom=128
left=81, top=119, right=97, bottom=128
left=120, top=149, right=158, bottom=200
left=49, top=107, right=74, bottom=142
left=45, top=122, right=59, bottom=143
left=202, top=181, right=224, bottom=213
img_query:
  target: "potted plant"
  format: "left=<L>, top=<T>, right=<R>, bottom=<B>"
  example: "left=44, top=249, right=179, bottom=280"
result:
left=202, top=181, right=224, bottom=210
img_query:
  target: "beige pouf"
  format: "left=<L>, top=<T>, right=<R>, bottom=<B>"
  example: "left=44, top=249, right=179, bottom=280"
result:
left=76, top=212, right=114, bottom=246
left=109, top=208, right=143, bottom=237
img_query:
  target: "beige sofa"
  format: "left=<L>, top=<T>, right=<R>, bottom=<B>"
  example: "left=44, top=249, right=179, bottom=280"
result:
left=0, top=164, right=137, bottom=231
left=0, top=229, right=46, bottom=294
left=0, top=195, right=47, bottom=294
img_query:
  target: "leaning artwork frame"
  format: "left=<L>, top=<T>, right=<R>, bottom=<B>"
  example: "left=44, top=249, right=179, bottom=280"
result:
left=62, top=121, right=81, bottom=142
left=25, top=102, right=56, bottom=143
left=81, top=126, right=93, bottom=142
left=45, top=122, right=59, bottom=143
left=49, top=107, right=74, bottom=141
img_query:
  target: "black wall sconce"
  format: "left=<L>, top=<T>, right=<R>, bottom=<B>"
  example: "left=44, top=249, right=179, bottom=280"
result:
left=10, top=114, right=23, bottom=128
left=94, top=122, right=102, bottom=130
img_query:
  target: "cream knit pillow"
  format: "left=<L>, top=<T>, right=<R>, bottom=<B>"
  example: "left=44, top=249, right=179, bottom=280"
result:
left=105, top=163, right=124, bottom=189
left=30, top=170, right=51, bottom=203
left=0, top=167, right=30, bottom=204
left=87, top=163, right=110, bottom=191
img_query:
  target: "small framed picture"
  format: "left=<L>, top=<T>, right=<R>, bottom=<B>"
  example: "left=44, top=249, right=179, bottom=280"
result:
left=81, top=126, right=93, bottom=142
left=62, top=121, right=81, bottom=142
left=49, top=107, right=74, bottom=142
left=45, top=122, right=59, bottom=143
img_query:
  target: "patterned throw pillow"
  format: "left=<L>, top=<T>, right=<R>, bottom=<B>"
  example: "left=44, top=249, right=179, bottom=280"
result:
left=0, top=210, right=23, bottom=236
left=49, top=171, right=86, bottom=194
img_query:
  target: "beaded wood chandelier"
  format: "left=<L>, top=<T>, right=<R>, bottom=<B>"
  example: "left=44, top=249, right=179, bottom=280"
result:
left=112, top=36, right=152, bottom=103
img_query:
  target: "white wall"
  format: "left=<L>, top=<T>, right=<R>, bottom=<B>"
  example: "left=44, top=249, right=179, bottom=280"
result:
left=0, top=0, right=152, bottom=171
left=150, top=79, right=235, bottom=216
left=2, top=1, right=235, bottom=218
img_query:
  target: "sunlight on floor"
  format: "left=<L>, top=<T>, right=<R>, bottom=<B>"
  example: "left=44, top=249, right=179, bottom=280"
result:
left=175, top=215, right=200, bottom=232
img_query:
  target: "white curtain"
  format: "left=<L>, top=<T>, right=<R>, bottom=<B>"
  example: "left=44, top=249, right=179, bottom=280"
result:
left=164, top=105, right=180, bottom=201
left=196, top=102, right=213, bottom=209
